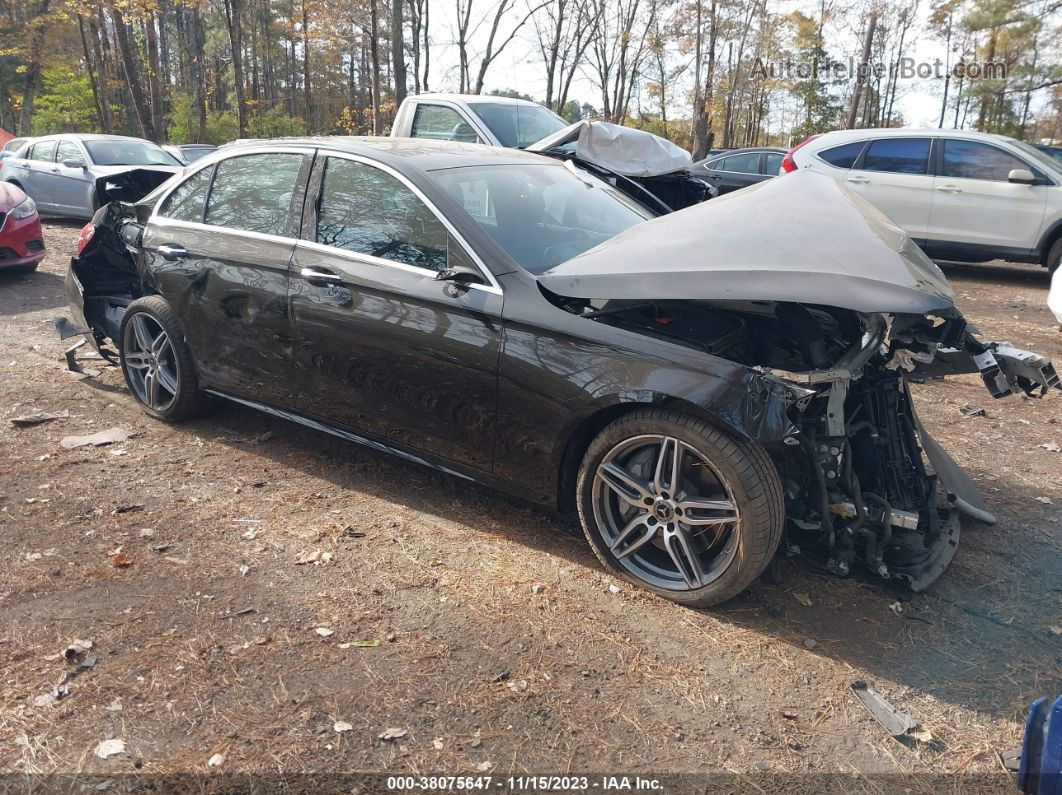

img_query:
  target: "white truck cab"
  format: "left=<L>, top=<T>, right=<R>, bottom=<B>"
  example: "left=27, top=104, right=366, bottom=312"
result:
left=391, top=94, right=569, bottom=149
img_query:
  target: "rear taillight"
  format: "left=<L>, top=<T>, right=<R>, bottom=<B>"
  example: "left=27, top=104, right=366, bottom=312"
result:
left=76, top=223, right=95, bottom=256
left=780, top=134, right=820, bottom=174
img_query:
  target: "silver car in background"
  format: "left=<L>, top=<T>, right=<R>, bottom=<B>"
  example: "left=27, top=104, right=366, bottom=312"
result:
left=0, top=134, right=182, bottom=219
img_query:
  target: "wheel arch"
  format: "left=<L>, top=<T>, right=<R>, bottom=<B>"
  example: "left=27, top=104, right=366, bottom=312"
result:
left=1038, top=218, right=1062, bottom=268
left=554, top=392, right=777, bottom=513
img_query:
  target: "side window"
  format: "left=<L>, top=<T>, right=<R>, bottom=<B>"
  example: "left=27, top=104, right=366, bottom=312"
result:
left=818, top=141, right=865, bottom=169
left=205, top=153, right=304, bottom=236
left=861, top=138, right=931, bottom=174
left=942, top=140, right=1028, bottom=181
left=316, top=157, right=449, bottom=272
left=31, top=141, right=57, bottom=162
left=718, top=152, right=761, bottom=174
left=762, top=152, right=784, bottom=175
left=158, top=166, right=214, bottom=223
left=411, top=104, right=479, bottom=143
left=55, top=141, right=82, bottom=164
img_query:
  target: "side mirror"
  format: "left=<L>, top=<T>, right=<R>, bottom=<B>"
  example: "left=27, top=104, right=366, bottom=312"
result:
left=1008, top=168, right=1036, bottom=185
left=62, top=158, right=87, bottom=170
left=434, top=266, right=485, bottom=286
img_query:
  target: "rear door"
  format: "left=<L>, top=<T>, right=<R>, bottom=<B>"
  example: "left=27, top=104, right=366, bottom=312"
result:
left=842, top=137, right=935, bottom=238
left=141, top=149, right=312, bottom=405
left=926, top=138, right=1049, bottom=252
left=14, top=140, right=58, bottom=210
left=290, top=153, right=503, bottom=471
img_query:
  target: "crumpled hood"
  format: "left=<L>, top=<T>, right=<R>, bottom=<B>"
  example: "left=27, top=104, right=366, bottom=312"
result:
left=95, top=167, right=181, bottom=205
left=526, top=120, right=693, bottom=178
left=537, top=169, right=957, bottom=315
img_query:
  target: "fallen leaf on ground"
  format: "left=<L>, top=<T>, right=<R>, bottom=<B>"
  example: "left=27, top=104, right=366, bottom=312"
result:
left=105, top=698, right=123, bottom=712
left=1049, top=625, right=1062, bottom=636
left=95, top=738, right=125, bottom=759
left=295, top=549, right=333, bottom=565
left=793, top=592, right=813, bottom=607
left=432, top=738, right=444, bottom=750
left=314, top=627, right=334, bottom=637
left=207, top=753, right=225, bottom=767
left=507, top=679, right=528, bottom=693
left=60, top=428, right=133, bottom=449
left=1036, top=496, right=1054, bottom=505
left=475, top=762, right=494, bottom=773
left=113, top=553, right=134, bottom=568
left=1039, top=442, right=1061, bottom=453
left=378, top=728, right=407, bottom=741
left=334, top=721, right=353, bottom=733
left=112, top=504, right=143, bottom=515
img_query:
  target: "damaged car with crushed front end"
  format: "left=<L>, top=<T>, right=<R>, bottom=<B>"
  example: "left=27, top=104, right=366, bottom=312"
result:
left=59, top=139, right=1060, bottom=607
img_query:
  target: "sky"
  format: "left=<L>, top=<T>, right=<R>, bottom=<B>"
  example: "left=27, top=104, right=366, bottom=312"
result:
left=412, top=0, right=1052, bottom=135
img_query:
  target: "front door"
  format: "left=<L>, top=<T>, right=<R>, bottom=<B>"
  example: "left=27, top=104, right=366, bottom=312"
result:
left=926, top=138, right=1049, bottom=251
left=140, top=150, right=312, bottom=405
left=290, top=153, right=502, bottom=471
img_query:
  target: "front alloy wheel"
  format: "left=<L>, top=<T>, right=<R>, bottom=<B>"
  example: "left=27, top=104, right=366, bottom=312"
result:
left=577, top=409, right=783, bottom=607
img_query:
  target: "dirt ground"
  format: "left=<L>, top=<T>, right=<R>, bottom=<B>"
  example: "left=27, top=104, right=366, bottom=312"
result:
left=1, top=220, right=1060, bottom=788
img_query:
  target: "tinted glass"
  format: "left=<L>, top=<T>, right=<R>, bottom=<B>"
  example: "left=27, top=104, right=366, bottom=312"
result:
left=762, top=152, right=783, bottom=174
left=411, top=105, right=479, bottom=143
left=718, top=152, right=761, bottom=174
left=316, top=157, right=449, bottom=272
left=181, top=146, right=216, bottom=163
left=819, top=141, right=864, bottom=169
left=470, top=103, right=567, bottom=148
left=206, top=153, right=304, bottom=235
left=84, top=140, right=182, bottom=166
left=862, top=138, right=930, bottom=174
left=942, top=140, right=1028, bottom=181
left=159, top=165, right=214, bottom=223
left=31, top=141, right=57, bottom=162
left=430, top=163, right=651, bottom=274
left=55, top=141, right=82, bottom=163
left=4, top=138, right=26, bottom=152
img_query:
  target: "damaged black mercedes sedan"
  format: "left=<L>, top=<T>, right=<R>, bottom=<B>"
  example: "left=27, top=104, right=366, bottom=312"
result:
left=62, top=138, right=1060, bottom=607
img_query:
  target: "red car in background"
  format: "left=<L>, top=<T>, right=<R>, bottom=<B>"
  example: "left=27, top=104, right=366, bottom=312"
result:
left=0, top=181, right=45, bottom=273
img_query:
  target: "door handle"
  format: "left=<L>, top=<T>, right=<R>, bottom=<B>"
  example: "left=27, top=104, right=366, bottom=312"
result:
left=935, top=185, right=962, bottom=193
left=157, top=244, right=187, bottom=260
left=846, top=176, right=870, bottom=184
left=50, top=168, right=60, bottom=173
left=300, top=267, right=343, bottom=286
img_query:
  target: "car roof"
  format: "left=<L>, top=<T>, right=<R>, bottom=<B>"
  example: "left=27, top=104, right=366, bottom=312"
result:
left=217, top=136, right=562, bottom=172
left=31, top=133, right=158, bottom=144
left=707, top=147, right=786, bottom=156
left=807, top=127, right=1017, bottom=146
left=407, top=93, right=543, bottom=108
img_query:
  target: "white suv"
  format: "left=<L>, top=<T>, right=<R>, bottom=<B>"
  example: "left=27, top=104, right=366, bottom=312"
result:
left=781, top=128, right=1062, bottom=273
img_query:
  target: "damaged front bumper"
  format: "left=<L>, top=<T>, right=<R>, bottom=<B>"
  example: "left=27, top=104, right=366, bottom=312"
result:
left=762, top=310, right=1059, bottom=591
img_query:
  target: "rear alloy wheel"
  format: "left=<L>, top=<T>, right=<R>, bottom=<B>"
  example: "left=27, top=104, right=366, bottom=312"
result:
left=577, top=408, right=784, bottom=607
left=119, top=296, right=207, bottom=422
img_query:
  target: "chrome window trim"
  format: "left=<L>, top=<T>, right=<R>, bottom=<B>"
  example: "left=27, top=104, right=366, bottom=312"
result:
left=314, top=150, right=503, bottom=294
left=147, top=144, right=503, bottom=296
left=297, top=239, right=502, bottom=296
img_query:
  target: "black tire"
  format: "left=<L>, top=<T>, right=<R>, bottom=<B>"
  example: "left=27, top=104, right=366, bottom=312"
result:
left=118, top=295, right=208, bottom=422
left=1047, top=237, right=1062, bottom=275
left=576, top=408, right=784, bottom=607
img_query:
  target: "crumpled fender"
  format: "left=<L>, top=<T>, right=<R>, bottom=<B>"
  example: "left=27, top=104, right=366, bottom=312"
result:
left=914, top=413, right=997, bottom=525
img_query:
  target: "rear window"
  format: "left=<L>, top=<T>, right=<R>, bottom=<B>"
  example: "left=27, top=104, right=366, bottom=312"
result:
left=205, top=153, right=305, bottom=236
left=861, top=138, right=931, bottom=174
left=762, top=152, right=783, bottom=174
left=159, top=166, right=214, bottom=223
left=818, top=141, right=864, bottom=169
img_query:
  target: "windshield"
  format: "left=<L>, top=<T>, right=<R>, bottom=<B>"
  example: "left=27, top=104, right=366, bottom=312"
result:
left=85, top=140, right=182, bottom=167
left=469, top=103, right=568, bottom=148
left=430, top=163, right=651, bottom=274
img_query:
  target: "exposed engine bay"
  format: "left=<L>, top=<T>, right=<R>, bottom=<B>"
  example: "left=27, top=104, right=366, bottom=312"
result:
left=551, top=293, right=1060, bottom=589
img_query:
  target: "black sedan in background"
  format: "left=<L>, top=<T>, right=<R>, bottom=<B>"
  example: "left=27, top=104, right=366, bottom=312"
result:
left=692, top=147, right=786, bottom=194
left=64, top=138, right=1058, bottom=607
